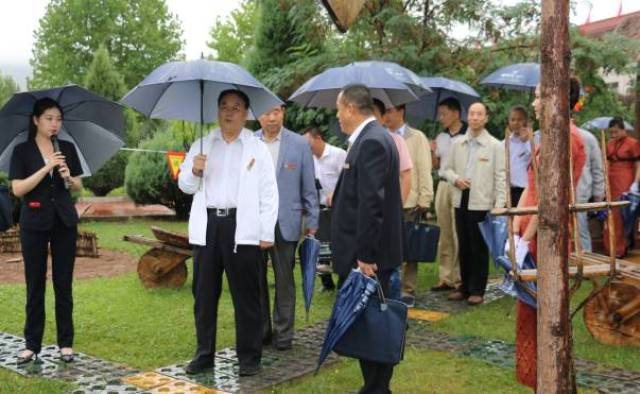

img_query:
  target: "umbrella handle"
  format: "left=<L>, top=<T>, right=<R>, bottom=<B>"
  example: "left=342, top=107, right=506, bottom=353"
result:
left=372, top=274, right=388, bottom=308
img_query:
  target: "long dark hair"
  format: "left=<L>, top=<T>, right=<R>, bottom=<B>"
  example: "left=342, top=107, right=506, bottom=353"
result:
left=28, top=98, right=64, bottom=140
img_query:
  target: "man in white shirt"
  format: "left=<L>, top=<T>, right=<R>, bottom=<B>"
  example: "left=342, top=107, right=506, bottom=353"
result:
left=431, top=97, right=467, bottom=293
left=178, top=90, right=278, bottom=377
left=304, top=126, right=346, bottom=292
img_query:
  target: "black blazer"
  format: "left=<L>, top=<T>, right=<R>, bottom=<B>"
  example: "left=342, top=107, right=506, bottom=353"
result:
left=330, top=120, right=403, bottom=277
left=9, top=139, right=82, bottom=230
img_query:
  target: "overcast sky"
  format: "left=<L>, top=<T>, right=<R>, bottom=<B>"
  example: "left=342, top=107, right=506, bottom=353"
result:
left=1, top=0, right=638, bottom=88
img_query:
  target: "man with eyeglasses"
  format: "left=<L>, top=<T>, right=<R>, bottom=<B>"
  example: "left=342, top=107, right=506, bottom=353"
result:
left=255, top=105, right=319, bottom=350
left=179, top=89, right=278, bottom=377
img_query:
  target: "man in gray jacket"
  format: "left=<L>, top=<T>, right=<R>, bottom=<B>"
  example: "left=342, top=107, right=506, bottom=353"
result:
left=256, top=105, right=319, bottom=350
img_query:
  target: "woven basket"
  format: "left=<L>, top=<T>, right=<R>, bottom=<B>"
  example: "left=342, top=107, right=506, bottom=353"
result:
left=0, top=226, right=99, bottom=257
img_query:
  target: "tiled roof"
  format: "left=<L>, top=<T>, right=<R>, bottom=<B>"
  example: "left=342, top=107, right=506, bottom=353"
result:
left=577, top=10, right=640, bottom=39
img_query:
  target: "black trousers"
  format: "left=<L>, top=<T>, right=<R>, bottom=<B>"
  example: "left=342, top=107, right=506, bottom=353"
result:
left=358, top=269, right=394, bottom=394
left=510, top=187, right=525, bottom=207
left=21, top=214, right=77, bottom=354
left=454, top=190, right=489, bottom=297
left=192, top=211, right=263, bottom=368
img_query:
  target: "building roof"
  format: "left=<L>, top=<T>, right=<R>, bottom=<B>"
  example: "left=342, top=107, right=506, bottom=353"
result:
left=578, top=10, right=640, bottom=39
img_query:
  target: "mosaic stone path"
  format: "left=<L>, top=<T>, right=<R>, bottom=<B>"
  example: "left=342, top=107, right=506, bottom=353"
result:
left=1, top=283, right=639, bottom=393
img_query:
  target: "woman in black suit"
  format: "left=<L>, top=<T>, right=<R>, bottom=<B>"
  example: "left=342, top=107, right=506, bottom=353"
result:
left=10, top=98, right=83, bottom=364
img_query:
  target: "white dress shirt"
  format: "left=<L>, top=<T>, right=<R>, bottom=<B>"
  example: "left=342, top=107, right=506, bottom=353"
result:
left=313, top=143, right=347, bottom=205
left=206, top=129, right=243, bottom=208
left=348, top=117, right=376, bottom=147
left=508, top=134, right=531, bottom=188
left=260, top=128, right=283, bottom=167
left=392, top=123, right=408, bottom=138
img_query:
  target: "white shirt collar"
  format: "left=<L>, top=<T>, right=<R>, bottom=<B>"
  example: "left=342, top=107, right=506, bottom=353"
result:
left=211, top=128, right=250, bottom=143
left=260, top=127, right=283, bottom=142
left=348, top=117, right=376, bottom=146
left=394, top=123, right=407, bottom=137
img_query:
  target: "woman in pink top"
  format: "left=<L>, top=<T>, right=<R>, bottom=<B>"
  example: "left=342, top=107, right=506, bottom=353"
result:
left=373, top=99, right=413, bottom=204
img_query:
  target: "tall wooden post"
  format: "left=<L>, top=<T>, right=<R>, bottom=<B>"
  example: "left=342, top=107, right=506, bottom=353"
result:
left=635, top=61, right=640, bottom=137
left=537, top=0, right=575, bottom=392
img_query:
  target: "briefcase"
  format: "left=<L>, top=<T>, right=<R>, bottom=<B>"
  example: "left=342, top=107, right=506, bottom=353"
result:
left=403, top=212, right=440, bottom=263
left=334, top=280, right=408, bottom=365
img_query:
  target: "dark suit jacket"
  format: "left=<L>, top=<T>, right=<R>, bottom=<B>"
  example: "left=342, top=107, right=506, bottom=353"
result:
left=9, top=139, right=83, bottom=230
left=330, top=120, right=403, bottom=277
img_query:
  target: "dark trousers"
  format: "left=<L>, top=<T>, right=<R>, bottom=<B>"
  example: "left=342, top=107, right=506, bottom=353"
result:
left=192, top=211, right=263, bottom=368
left=510, top=187, right=525, bottom=207
left=454, top=190, right=489, bottom=297
left=358, top=269, right=394, bottom=394
left=320, top=272, right=335, bottom=290
left=260, top=225, right=297, bottom=346
left=21, top=214, right=77, bottom=354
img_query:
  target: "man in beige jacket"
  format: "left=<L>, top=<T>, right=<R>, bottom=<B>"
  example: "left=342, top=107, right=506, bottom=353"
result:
left=442, top=102, right=505, bottom=305
left=385, top=104, right=434, bottom=307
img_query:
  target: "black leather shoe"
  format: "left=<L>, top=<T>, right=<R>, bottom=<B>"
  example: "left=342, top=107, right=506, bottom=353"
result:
left=185, top=359, right=214, bottom=375
left=239, top=363, right=261, bottom=377
left=16, top=349, right=37, bottom=365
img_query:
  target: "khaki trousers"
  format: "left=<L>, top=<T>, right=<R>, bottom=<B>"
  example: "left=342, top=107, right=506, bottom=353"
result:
left=434, top=181, right=460, bottom=286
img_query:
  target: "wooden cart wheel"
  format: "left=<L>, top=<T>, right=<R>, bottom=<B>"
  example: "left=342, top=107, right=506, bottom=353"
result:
left=583, top=281, right=640, bottom=347
left=137, top=248, right=188, bottom=288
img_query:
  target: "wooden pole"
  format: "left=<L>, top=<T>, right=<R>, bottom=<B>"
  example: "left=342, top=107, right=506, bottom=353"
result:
left=538, top=0, right=575, bottom=392
left=635, top=61, right=640, bottom=138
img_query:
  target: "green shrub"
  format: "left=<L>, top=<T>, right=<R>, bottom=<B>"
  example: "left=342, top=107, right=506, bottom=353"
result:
left=124, top=128, right=192, bottom=218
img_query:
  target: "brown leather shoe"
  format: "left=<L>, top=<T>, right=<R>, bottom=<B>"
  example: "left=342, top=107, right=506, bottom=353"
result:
left=467, top=295, right=484, bottom=306
left=447, top=291, right=466, bottom=301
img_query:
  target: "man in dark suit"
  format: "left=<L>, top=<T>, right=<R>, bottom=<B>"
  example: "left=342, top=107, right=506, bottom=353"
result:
left=330, top=85, right=403, bottom=394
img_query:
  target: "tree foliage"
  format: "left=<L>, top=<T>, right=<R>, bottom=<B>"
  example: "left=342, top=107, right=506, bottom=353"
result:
left=30, top=0, right=183, bottom=89
left=124, top=126, right=193, bottom=218
left=207, top=0, right=258, bottom=64
left=0, top=72, right=19, bottom=107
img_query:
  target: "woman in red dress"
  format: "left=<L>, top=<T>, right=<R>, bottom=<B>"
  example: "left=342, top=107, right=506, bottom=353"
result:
left=604, top=116, right=640, bottom=258
left=511, top=77, right=586, bottom=389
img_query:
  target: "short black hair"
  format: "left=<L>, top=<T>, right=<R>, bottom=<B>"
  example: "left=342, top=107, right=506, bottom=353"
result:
left=218, top=89, right=250, bottom=109
left=609, top=116, right=626, bottom=130
left=372, top=98, right=386, bottom=115
left=569, top=76, right=581, bottom=113
left=303, top=125, right=323, bottom=139
left=339, top=84, right=374, bottom=114
left=392, top=104, right=406, bottom=114
left=438, top=97, right=461, bottom=114
left=509, top=105, right=528, bottom=119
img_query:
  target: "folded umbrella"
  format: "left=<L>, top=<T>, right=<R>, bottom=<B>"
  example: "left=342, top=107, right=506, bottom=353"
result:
left=289, top=64, right=419, bottom=109
left=0, top=85, right=125, bottom=175
left=620, top=191, right=640, bottom=248
left=299, top=235, right=321, bottom=320
left=316, top=270, right=377, bottom=373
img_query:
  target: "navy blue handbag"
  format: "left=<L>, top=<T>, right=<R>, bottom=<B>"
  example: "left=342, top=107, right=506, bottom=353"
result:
left=403, top=211, right=440, bottom=263
left=333, top=279, right=408, bottom=365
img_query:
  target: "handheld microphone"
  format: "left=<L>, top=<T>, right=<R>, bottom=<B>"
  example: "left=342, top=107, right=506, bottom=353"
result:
left=51, top=136, right=70, bottom=189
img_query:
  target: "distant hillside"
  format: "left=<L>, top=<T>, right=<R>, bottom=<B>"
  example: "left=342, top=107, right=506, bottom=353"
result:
left=0, top=63, right=31, bottom=90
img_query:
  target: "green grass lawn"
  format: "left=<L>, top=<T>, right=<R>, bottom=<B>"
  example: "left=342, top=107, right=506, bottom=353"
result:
left=0, top=219, right=637, bottom=393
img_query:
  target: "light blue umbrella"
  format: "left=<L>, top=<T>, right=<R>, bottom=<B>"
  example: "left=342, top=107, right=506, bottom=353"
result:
left=405, top=76, right=480, bottom=121
left=480, top=63, right=540, bottom=91
left=121, top=58, right=283, bottom=153
left=350, top=61, right=432, bottom=98
left=288, top=64, right=419, bottom=109
left=299, top=235, right=321, bottom=320
left=0, top=85, right=125, bottom=176
left=581, top=117, right=634, bottom=131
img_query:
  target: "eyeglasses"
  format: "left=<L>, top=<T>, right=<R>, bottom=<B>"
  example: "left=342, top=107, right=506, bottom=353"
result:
left=219, top=105, right=244, bottom=114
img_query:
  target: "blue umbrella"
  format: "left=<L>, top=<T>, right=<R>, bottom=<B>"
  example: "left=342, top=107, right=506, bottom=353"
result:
left=288, top=64, right=419, bottom=109
left=121, top=58, right=283, bottom=153
left=480, top=62, right=540, bottom=91
left=299, top=235, right=321, bottom=320
left=621, top=191, right=640, bottom=246
left=478, top=214, right=537, bottom=308
left=316, top=270, right=377, bottom=372
left=350, top=61, right=432, bottom=98
left=405, top=76, right=480, bottom=122
left=581, top=117, right=634, bottom=131
left=0, top=85, right=125, bottom=175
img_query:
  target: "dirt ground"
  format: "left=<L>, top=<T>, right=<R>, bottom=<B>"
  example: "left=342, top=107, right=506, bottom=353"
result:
left=0, top=249, right=138, bottom=284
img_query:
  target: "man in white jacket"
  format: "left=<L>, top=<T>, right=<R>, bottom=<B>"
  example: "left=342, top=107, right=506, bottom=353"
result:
left=178, top=89, right=278, bottom=377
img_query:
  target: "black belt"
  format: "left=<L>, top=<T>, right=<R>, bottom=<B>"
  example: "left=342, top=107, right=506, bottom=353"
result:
left=207, top=207, right=237, bottom=217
